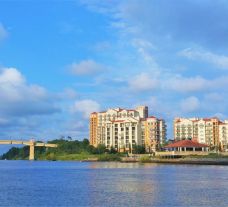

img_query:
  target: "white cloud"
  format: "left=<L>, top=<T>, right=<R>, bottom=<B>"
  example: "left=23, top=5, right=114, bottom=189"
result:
left=0, top=67, right=64, bottom=140
left=0, top=23, right=8, bottom=41
left=126, top=72, right=228, bottom=93
left=131, top=38, right=155, bottom=51
left=0, top=67, right=59, bottom=116
left=0, top=118, right=9, bottom=125
left=204, top=93, right=224, bottom=102
left=179, top=47, right=228, bottom=69
left=59, top=88, right=77, bottom=99
left=69, top=59, right=106, bottom=75
left=164, top=75, right=228, bottom=93
left=180, top=96, right=200, bottom=113
left=146, top=96, right=159, bottom=109
left=142, top=96, right=166, bottom=114
left=128, top=73, right=159, bottom=92
left=166, top=75, right=207, bottom=92
left=0, top=67, right=25, bottom=85
left=0, top=68, right=45, bottom=102
left=72, top=99, right=100, bottom=119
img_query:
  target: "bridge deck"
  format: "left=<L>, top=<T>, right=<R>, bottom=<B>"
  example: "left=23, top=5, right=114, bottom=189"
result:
left=0, top=140, right=57, bottom=147
left=35, top=143, right=57, bottom=147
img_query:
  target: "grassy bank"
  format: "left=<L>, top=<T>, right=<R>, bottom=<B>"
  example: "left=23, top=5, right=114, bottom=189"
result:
left=37, top=152, right=122, bottom=162
left=38, top=153, right=96, bottom=161
left=97, top=154, right=121, bottom=161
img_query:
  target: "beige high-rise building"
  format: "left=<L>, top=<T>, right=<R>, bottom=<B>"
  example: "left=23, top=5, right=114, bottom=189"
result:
left=174, top=117, right=228, bottom=150
left=89, top=112, right=98, bottom=146
left=219, top=120, right=228, bottom=151
left=89, top=106, right=166, bottom=152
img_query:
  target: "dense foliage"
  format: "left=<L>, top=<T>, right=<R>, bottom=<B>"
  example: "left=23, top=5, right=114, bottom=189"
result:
left=1, top=145, right=46, bottom=160
left=0, top=138, right=146, bottom=160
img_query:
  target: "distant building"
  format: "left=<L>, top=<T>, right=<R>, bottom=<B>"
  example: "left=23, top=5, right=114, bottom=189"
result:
left=219, top=120, right=228, bottom=151
left=90, top=106, right=166, bottom=152
left=174, top=117, right=228, bottom=150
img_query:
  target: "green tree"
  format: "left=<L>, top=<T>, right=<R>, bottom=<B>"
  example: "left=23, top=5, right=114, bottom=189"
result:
left=109, top=146, right=117, bottom=154
left=132, top=145, right=145, bottom=154
left=97, top=144, right=106, bottom=154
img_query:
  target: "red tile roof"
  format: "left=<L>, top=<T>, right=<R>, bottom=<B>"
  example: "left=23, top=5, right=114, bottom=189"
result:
left=112, top=120, right=124, bottom=123
left=203, top=118, right=212, bottom=121
left=164, top=140, right=208, bottom=148
left=203, top=117, right=219, bottom=121
left=147, top=116, right=157, bottom=119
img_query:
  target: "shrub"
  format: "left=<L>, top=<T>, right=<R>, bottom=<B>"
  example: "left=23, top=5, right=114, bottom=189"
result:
left=98, top=154, right=121, bottom=161
left=140, top=155, right=151, bottom=163
left=46, top=152, right=56, bottom=161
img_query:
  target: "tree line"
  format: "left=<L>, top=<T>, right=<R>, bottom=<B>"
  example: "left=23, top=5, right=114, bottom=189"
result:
left=0, top=138, right=145, bottom=160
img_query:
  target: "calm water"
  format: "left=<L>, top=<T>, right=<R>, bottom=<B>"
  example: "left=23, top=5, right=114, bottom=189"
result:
left=0, top=161, right=227, bottom=207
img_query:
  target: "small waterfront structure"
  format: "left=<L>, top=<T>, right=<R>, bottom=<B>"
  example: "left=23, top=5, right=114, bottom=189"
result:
left=164, top=139, right=208, bottom=152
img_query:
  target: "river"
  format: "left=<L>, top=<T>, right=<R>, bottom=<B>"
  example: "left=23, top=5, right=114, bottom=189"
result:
left=0, top=161, right=227, bottom=207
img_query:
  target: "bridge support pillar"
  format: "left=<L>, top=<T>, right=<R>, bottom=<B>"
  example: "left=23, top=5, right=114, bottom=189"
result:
left=29, top=142, right=35, bottom=161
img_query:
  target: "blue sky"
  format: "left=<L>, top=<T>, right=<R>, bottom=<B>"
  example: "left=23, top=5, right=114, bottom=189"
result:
left=0, top=0, right=228, bottom=147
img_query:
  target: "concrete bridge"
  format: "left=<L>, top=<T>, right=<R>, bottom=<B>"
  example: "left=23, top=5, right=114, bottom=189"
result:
left=0, top=140, right=57, bottom=160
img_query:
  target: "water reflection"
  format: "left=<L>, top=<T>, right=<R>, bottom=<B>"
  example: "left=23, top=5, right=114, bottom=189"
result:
left=0, top=161, right=228, bottom=207
left=88, top=161, right=164, bottom=169
left=87, top=163, right=158, bottom=206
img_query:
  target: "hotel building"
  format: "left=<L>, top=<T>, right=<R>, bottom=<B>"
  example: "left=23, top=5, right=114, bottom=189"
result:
left=219, top=120, right=228, bottom=151
left=90, top=106, right=166, bottom=152
left=174, top=117, right=228, bottom=150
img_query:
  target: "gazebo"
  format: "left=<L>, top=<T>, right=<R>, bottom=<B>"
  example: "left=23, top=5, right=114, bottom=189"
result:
left=164, top=140, right=209, bottom=152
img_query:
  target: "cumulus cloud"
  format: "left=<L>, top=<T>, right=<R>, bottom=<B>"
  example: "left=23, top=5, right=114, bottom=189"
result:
left=204, top=93, right=224, bottom=102
left=180, top=96, right=200, bottom=113
left=131, top=38, right=155, bottom=50
left=128, top=73, right=159, bottom=92
left=131, top=38, right=157, bottom=64
left=114, top=0, right=228, bottom=49
left=127, top=73, right=228, bottom=93
left=58, top=88, right=77, bottom=100
left=0, top=67, right=64, bottom=140
left=71, top=99, right=100, bottom=119
left=142, top=96, right=165, bottom=114
left=179, top=48, right=228, bottom=69
left=166, top=75, right=207, bottom=92
left=163, top=74, right=228, bottom=93
left=82, top=0, right=228, bottom=53
left=69, top=59, right=106, bottom=75
left=0, top=23, right=8, bottom=41
left=0, top=67, right=60, bottom=117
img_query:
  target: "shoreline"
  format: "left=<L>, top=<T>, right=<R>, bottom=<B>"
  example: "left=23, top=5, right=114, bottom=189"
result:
left=121, top=157, right=228, bottom=165
left=1, top=159, right=228, bottom=166
left=122, top=159, right=228, bottom=165
left=2, top=155, right=228, bottom=166
left=1, top=158, right=228, bottom=166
